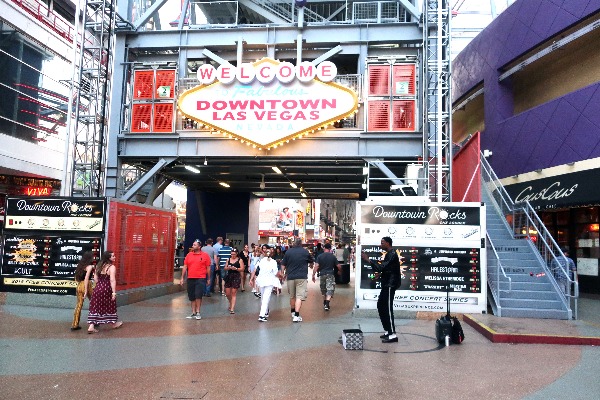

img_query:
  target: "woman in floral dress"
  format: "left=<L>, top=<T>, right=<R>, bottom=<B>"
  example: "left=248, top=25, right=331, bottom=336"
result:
left=87, top=251, right=123, bottom=333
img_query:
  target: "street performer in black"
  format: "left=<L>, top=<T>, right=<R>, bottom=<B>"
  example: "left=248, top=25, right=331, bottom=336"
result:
left=361, top=236, right=402, bottom=343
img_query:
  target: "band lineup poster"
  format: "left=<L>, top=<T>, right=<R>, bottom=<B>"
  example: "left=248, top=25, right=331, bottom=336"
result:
left=1, top=235, right=102, bottom=295
left=356, top=200, right=487, bottom=314
left=1, top=196, right=106, bottom=295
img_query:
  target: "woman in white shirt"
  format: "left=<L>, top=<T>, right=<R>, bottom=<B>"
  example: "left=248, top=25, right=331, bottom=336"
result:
left=250, top=247, right=281, bottom=322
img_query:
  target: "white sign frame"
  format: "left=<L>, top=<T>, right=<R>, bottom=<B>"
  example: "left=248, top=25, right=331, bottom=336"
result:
left=356, top=198, right=487, bottom=314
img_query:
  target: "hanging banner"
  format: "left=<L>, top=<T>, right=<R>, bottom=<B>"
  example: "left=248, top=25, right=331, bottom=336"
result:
left=357, top=200, right=486, bottom=314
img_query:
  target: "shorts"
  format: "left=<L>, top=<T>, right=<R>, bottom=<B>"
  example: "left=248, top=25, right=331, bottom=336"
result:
left=319, top=274, right=336, bottom=296
left=224, top=272, right=241, bottom=289
left=187, top=278, right=206, bottom=301
left=287, top=279, right=308, bottom=301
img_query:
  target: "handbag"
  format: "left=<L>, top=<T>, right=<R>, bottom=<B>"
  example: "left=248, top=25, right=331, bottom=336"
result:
left=255, top=266, right=260, bottom=276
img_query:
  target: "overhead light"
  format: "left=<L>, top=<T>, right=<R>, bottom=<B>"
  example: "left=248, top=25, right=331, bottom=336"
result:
left=272, top=166, right=282, bottom=174
left=300, top=191, right=307, bottom=198
left=204, top=157, right=208, bottom=166
left=260, top=174, right=266, bottom=190
left=362, top=182, right=367, bottom=189
left=363, top=166, right=369, bottom=175
left=289, top=181, right=298, bottom=189
left=219, top=182, right=230, bottom=188
left=185, top=165, right=200, bottom=173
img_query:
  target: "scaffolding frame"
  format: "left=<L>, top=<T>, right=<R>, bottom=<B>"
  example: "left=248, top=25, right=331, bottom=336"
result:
left=424, top=0, right=452, bottom=202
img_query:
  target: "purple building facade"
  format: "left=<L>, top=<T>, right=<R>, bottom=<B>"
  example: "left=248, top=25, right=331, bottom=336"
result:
left=452, top=0, right=600, bottom=292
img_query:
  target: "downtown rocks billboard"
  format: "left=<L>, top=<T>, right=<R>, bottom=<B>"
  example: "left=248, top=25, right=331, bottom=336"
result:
left=356, top=200, right=487, bottom=314
left=0, top=197, right=105, bottom=295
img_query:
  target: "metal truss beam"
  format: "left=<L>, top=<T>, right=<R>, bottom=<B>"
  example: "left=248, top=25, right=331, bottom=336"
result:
left=122, top=157, right=175, bottom=201
left=424, top=0, right=452, bottom=202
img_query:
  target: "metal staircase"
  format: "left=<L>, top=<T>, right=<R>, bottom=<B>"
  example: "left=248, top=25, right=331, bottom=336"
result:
left=481, top=154, right=577, bottom=320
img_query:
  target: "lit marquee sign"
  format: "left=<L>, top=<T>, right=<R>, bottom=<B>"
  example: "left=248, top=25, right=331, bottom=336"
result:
left=177, top=58, right=359, bottom=149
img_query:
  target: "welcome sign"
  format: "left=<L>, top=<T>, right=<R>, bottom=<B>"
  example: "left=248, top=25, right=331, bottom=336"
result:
left=178, top=58, right=359, bottom=149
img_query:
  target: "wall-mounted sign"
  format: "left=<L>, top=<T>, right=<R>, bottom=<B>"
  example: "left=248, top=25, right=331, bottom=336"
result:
left=504, top=168, right=600, bottom=210
left=4, top=197, right=106, bottom=232
left=1, top=235, right=102, bottom=295
left=178, top=58, right=359, bottom=149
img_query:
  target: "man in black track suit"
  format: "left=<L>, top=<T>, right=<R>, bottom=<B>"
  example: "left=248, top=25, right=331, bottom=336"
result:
left=361, top=236, right=402, bottom=343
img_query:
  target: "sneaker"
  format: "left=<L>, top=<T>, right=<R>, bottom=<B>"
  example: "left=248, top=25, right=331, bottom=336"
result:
left=186, top=313, right=196, bottom=319
left=265, top=312, right=269, bottom=318
left=324, top=305, right=330, bottom=311
left=258, top=316, right=267, bottom=322
left=205, top=293, right=211, bottom=297
left=195, top=314, right=202, bottom=320
left=379, top=332, right=390, bottom=339
left=292, top=315, right=303, bottom=323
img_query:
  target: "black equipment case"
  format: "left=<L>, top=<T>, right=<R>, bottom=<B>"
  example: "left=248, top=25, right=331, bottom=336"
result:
left=435, top=286, right=453, bottom=343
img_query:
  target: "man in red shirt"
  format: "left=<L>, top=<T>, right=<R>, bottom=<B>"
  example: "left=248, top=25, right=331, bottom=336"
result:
left=180, top=239, right=211, bottom=320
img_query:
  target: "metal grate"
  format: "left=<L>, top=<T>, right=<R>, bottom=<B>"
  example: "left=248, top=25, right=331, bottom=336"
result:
left=367, top=100, right=390, bottom=131
left=130, top=103, right=152, bottom=132
left=153, top=103, right=175, bottom=132
left=368, top=65, right=390, bottom=96
left=133, top=70, right=154, bottom=100
left=352, top=1, right=405, bottom=23
left=155, top=69, right=176, bottom=99
left=392, top=64, right=416, bottom=96
left=391, top=100, right=415, bottom=131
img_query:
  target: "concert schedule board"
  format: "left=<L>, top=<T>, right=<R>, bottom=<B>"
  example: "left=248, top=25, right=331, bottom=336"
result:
left=1, top=235, right=102, bottom=295
left=0, top=197, right=106, bottom=295
left=356, top=199, right=486, bottom=314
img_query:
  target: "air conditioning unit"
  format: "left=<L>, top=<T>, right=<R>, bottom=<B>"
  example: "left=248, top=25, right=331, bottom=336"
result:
left=390, top=185, right=417, bottom=196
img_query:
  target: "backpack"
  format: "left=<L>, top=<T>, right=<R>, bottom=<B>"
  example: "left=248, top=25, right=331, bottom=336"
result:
left=451, top=317, right=465, bottom=344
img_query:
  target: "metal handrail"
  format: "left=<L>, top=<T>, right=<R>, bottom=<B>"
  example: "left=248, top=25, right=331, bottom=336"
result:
left=480, top=152, right=577, bottom=319
left=486, top=232, right=511, bottom=317
left=513, top=202, right=579, bottom=319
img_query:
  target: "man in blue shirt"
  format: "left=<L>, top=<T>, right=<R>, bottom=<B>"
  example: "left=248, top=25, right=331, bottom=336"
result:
left=216, top=238, right=232, bottom=295
left=201, top=238, right=217, bottom=297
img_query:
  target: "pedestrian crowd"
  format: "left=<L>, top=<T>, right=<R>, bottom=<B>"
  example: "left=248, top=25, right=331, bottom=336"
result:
left=71, top=238, right=355, bottom=331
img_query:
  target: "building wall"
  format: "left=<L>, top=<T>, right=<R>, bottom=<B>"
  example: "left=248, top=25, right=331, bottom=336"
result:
left=452, top=0, right=600, bottom=179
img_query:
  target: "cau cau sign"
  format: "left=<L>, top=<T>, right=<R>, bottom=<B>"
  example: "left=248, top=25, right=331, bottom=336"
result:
left=177, top=58, right=359, bottom=149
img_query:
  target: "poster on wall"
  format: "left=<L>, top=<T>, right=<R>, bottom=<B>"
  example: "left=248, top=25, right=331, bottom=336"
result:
left=356, top=200, right=486, bottom=314
left=1, top=196, right=106, bottom=295
left=1, top=235, right=102, bottom=295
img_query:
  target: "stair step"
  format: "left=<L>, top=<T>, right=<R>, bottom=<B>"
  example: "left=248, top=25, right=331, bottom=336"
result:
left=498, top=307, right=570, bottom=320
left=499, top=289, right=560, bottom=300
left=499, top=298, right=563, bottom=309
left=490, top=272, right=550, bottom=283
left=498, top=281, right=554, bottom=291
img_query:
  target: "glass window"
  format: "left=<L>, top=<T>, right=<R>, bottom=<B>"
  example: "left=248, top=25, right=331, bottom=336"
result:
left=556, top=210, right=569, bottom=225
left=575, top=207, right=599, bottom=223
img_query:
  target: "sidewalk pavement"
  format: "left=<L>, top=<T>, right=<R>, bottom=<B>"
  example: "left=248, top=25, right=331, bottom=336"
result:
left=1, top=275, right=600, bottom=399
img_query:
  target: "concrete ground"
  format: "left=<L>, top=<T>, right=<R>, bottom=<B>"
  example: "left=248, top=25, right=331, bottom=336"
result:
left=1, top=272, right=600, bottom=400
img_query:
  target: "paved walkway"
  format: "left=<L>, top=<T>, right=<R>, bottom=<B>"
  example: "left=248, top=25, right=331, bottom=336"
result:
left=1, top=275, right=600, bottom=399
